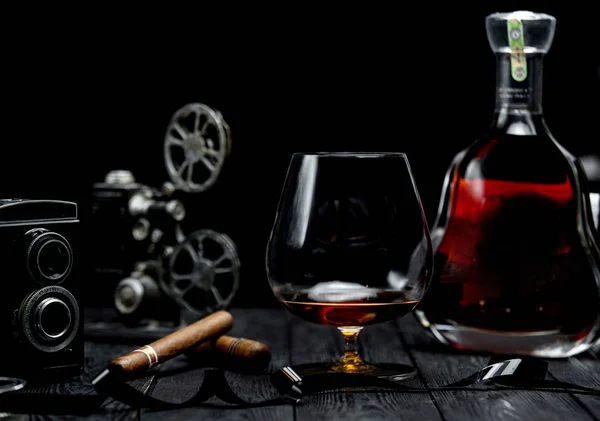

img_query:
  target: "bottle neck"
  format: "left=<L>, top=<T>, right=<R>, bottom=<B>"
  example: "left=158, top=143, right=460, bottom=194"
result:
left=491, top=53, right=546, bottom=136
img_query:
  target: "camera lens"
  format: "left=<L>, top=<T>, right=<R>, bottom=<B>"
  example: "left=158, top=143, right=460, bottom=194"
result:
left=114, top=272, right=162, bottom=326
left=38, top=240, right=70, bottom=280
left=19, top=286, right=80, bottom=353
left=115, top=278, right=144, bottom=314
left=34, top=297, right=72, bottom=339
left=26, top=229, right=73, bottom=284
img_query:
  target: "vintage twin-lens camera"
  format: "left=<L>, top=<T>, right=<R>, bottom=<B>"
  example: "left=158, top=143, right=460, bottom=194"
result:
left=0, top=199, right=82, bottom=381
left=85, top=103, right=241, bottom=338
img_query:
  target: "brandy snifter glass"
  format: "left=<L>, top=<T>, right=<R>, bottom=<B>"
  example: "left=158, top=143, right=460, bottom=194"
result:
left=266, top=152, right=433, bottom=380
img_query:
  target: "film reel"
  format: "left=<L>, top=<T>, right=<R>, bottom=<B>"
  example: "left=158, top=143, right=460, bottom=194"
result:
left=161, top=229, right=240, bottom=316
left=164, top=103, right=231, bottom=193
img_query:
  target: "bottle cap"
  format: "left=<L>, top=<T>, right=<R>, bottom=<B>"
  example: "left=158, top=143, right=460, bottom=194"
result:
left=486, top=11, right=556, bottom=54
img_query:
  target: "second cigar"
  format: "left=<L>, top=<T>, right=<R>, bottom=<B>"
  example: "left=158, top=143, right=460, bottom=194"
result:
left=185, top=335, right=272, bottom=373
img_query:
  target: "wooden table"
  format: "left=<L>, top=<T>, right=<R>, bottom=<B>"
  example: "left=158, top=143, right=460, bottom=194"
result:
left=2, top=307, right=600, bottom=420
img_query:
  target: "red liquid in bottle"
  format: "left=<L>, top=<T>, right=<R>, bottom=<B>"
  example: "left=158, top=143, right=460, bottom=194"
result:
left=416, top=135, right=600, bottom=357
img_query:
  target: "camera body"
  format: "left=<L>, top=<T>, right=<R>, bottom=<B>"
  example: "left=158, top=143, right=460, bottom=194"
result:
left=86, top=170, right=185, bottom=312
left=0, top=199, right=82, bottom=381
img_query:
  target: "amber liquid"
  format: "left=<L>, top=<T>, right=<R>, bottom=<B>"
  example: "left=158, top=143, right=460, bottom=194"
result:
left=280, top=290, right=418, bottom=326
left=422, top=175, right=600, bottom=335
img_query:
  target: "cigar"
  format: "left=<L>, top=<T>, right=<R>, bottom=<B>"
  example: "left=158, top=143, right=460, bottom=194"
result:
left=184, top=335, right=272, bottom=373
left=108, top=310, right=233, bottom=377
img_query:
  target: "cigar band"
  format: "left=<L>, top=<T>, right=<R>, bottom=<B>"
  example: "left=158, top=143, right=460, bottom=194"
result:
left=133, top=345, right=159, bottom=368
left=227, top=337, right=245, bottom=355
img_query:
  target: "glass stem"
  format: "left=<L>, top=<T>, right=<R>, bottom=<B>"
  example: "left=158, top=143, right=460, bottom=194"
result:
left=338, top=327, right=364, bottom=370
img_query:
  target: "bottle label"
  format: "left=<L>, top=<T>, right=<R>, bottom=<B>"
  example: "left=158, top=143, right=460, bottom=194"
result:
left=507, top=19, right=527, bottom=82
left=497, top=85, right=529, bottom=104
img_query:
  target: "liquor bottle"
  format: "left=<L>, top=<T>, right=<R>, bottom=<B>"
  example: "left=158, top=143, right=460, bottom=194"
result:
left=415, top=11, right=600, bottom=358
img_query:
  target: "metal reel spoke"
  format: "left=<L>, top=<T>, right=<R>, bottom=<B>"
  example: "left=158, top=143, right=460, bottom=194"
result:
left=184, top=243, right=199, bottom=262
left=166, top=134, right=183, bottom=147
left=198, top=116, right=210, bottom=134
left=163, top=103, right=231, bottom=193
left=173, top=122, right=188, bottom=140
left=211, top=286, right=224, bottom=306
left=205, top=147, right=220, bottom=158
left=173, top=277, right=192, bottom=295
left=200, top=156, right=216, bottom=172
left=186, top=164, right=194, bottom=183
left=177, top=160, right=190, bottom=176
left=171, top=273, right=190, bottom=281
left=161, top=229, right=240, bottom=317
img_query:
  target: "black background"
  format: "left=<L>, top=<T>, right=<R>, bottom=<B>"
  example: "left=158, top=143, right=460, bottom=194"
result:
left=2, top=3, right=598, bottom=307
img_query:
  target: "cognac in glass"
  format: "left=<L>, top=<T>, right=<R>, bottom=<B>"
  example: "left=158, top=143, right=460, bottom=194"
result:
left=267, top=152, right=432, bottom=380
left=415, top=11, right=600, bottom=358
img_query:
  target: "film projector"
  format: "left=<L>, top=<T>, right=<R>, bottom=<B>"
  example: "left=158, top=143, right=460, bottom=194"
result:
left=84, top=103, right=240, bottom=341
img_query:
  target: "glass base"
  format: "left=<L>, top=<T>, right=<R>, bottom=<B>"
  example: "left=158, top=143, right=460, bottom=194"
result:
left=416, top=311, right=595, bottom=358
left=0, top=377, right=26, bottom=394
left=295, top=361, right=417, bottom=382
left=271, top=361, right=417, bottom=401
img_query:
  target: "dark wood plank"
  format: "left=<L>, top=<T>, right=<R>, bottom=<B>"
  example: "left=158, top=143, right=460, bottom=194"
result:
left=0, top=378, right=103, bottom=415
left=291, top=314, right=442, bottom=421
left=141, top=406, right=286, bottom=421
left=399, top=315, right=597, bottom=421
left=359, top=320, right=442, bottom=420
left=141, top=308, right=293, bottom=421
left=429, top=389, right=594, bottom=421
left=29, top=410, right=139, bottom=421
left=547, top=354, right=600, bottom=420
left=297, top=391, right=440, bottom=421
left=0, top=341, right=141, bottom=419
left=570, top=396, right=600, bottom=421
left=576, top=397, right=600, bottom=421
